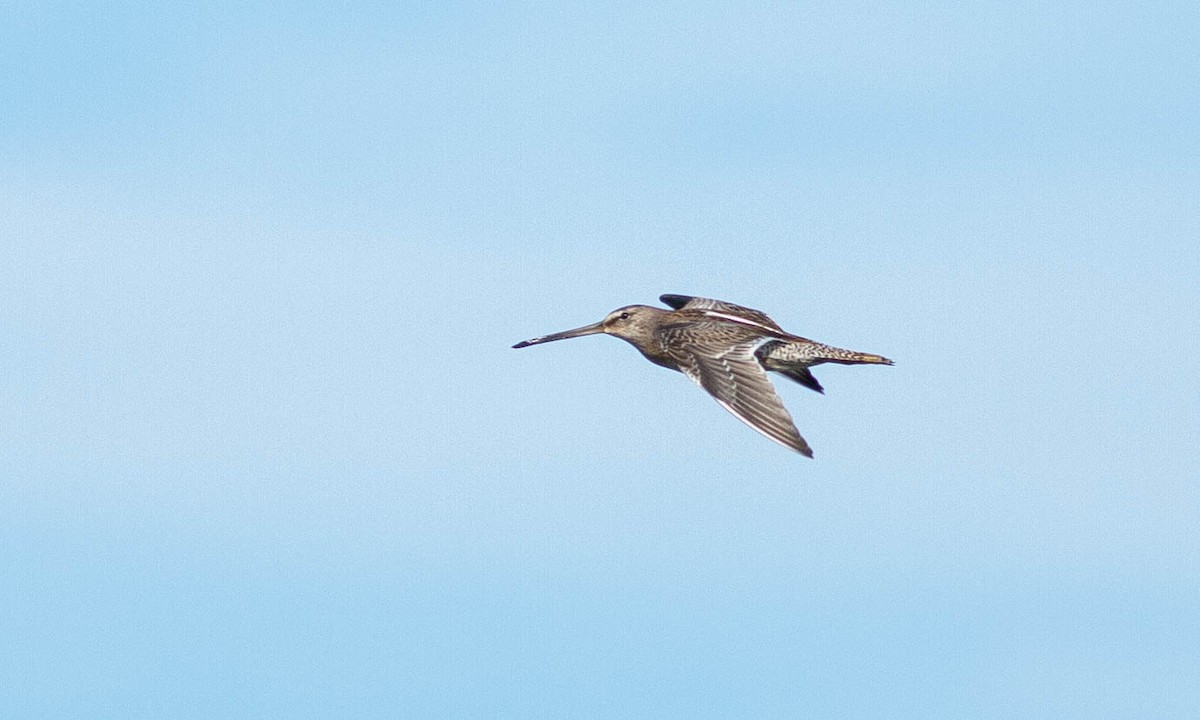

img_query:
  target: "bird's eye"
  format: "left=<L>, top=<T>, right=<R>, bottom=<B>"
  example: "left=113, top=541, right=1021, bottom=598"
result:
left=618, top=312, right=630, bottom=320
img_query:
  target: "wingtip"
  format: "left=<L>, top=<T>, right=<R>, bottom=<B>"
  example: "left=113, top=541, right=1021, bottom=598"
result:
left=659, top=294, right=691, bottom=309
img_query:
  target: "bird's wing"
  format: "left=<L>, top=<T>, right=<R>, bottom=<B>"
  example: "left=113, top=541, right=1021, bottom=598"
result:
left=659, top=294, right=784, bottom=331
left=662, top=322, right=812, bottom=457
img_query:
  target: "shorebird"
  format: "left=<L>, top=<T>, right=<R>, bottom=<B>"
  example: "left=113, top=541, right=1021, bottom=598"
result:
left=513, top=294, right=893, bottom=457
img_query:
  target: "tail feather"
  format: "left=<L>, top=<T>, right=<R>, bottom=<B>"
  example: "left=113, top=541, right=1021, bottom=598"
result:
left=758, top=339, right=893, bottom=388
left=815, top=345, right=894, bottom=366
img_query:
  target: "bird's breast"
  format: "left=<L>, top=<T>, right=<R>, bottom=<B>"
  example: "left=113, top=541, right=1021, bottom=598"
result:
left=617, top=336, right=679, bottom=371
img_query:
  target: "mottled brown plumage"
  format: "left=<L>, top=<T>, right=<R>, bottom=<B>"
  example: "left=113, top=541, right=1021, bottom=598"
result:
left=513, top=294, right=893, bottom=457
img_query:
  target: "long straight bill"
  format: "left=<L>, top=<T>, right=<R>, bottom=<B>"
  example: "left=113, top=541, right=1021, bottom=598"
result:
left=512, top=321, right=605, bottom=348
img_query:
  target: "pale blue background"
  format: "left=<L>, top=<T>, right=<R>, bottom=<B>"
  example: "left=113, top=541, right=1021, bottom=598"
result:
left=3, top=2, right=1198, bottom=718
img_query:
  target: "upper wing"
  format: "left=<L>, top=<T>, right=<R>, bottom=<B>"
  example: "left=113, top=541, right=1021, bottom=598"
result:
left=659, top=294, right=784, bottom=332
left=662, top=322, right=813, bottom=457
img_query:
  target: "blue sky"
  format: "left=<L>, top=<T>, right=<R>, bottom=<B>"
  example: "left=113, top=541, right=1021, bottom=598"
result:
left=2, top=2, right=1198, bottom=717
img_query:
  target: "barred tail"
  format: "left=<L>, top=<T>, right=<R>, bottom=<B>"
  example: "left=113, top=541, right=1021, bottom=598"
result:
left=816, top=344, right=894, bottom=366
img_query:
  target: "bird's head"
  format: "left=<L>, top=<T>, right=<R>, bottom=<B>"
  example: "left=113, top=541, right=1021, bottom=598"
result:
left=512, top=304, right=666, bottom=348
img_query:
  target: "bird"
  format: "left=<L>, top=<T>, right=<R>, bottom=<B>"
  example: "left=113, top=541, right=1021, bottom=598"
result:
left=512, top=294, right=893, bottom=457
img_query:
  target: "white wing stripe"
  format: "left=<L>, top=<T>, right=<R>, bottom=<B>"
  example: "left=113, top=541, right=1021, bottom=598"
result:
left=697, top=310, right=781, bottom=334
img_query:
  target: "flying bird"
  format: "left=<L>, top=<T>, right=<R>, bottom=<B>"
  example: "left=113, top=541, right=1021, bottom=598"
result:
left=512, top=294, right=892, bottom=457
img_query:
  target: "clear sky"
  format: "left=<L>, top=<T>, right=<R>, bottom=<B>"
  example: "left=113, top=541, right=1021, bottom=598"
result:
left=3, top=2, right=1198, bottom=717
